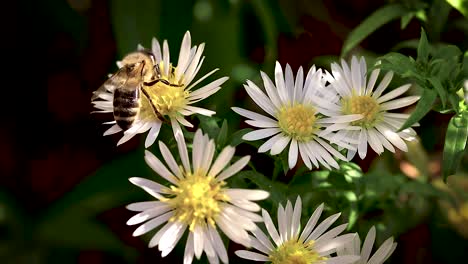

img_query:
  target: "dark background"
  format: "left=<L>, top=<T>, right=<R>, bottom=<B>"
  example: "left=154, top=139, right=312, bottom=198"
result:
left=1, top=0, right=467, bottom=263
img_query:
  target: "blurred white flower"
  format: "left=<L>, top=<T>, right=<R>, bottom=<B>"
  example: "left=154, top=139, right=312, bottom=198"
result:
left=233, top=62, right=362, bottom=170
left=325, top=56, right=420, bottom=160
left=127, top=129, right=269, bottom=264
left=337, top=226, right=397, bottom=264
left=235, top=197, right=360, bottom=264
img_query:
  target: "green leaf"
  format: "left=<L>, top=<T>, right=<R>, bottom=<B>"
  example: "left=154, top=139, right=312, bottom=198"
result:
left=236, top=171, right=288, bottom=204
left=417, top=28, right=429, bottom=64
left=198, top=115, right=221, bottom=139
left=400, top=89, right=437, bottom=131
left=342, top=4, right=409, bottom=56
left=442, top=110, right=468, bottom=181
left=217, top=120, right=228, bottom=147
left=446, top=0, right=468, bottom=17
left=378, top=52, right=423, bottom=85
left=38, top=215, right=134, bottom=257
left=428, top=77, right=447, bottom=108
left=401, top=12, right=415, bottom=29
left=229, top=128, right=253, bottom=147
left=400, top=181, right=454, bottom=203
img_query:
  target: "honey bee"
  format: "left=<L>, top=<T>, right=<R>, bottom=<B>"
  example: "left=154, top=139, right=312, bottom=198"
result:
left=92, top=50, right=169, bottom=130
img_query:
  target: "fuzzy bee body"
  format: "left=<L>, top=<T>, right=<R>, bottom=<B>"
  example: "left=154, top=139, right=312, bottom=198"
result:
left=92, top=50, right=162, bottom=131
left=113, top=87, right=141, bottom=130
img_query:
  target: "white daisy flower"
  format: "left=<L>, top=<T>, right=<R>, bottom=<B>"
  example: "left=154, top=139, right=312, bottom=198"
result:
left=232, top=62, right=362, bottom=170
left=126, top=129, right=269, bottom=264
left=92, top=31, right=228, bottom=147
left=337, top=226, right=397, bottom=264
left=325, top=56, right=420, bottom=160
left=235, top=197, right=360, bottom=264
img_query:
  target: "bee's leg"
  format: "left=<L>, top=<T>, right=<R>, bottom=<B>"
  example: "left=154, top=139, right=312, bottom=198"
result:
left=153, top=64, right=162, bottom=79
left=141, top=86, right=168, bottom=123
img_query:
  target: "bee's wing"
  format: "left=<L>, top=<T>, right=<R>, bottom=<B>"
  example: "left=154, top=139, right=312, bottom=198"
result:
left=91, top=68, right=128, bottom=101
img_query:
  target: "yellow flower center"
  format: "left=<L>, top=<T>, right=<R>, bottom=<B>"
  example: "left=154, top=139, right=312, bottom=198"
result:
left=144, top=62, right=189, bottom=117
left=164, top=170, right=229, bottom=231
left=277, top=104, right=317, bottom=142
left=341, top=95, right=380, bottom=128
left=269, top=239, right=326, bottom=264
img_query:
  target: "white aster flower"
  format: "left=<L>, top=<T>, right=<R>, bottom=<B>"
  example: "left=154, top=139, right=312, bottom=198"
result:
left=126, top=129, right=269, bottom=264
left=92, top=31, right=228, bottom=147
left=232, top=62, right=362, bottom=170
left=235, top=197, right=360, bottom=264
left=337, top=226, right=397, bottom=264
left=325, top=56, right=420, bottom=160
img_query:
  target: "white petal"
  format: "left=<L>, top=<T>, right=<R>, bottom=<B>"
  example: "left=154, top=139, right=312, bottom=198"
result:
left=291, top=197, right=302, bottom=238
left=260, top=71, right=282, bottom=108
left=145, top=122, right=162, bottom=148
left=225, top=189, right=269, bottom=201
left=277, top=204, right=287, bottom=243
left=158, top=141, right=183, bottom=178
left=366, top=68, right=380, bottom=95
left=307, top=212, right=341, bottom=241
left=184, top=44, right=206, bottom=86
left=127, top=205, right=172, bottom=226
left=288, top=139, right=298, bottom=169
left=262, top=209, right=281, bottom=246
left=208, top=146, right=235, bottom=177
left=361, top=226, right=376, bottom=263
left=103, top=124, right=122, bottom=136
left=274, top=61, right=289, bottom=104
left=367, top=128, right=384, bottom=155
left=232, top=107, right=278, bottom=123
left=315, top=234, right=356, bottom=255
left=379, top=96, right=420, bottom=111
left=216, top=214, right=251, bottom=247
left=235, top=250, right=269, bottom=261
left=132, top=211, right=173, bottom=236
left=129, top=177, right=166, bottom=200
left=229, top=199, right=262, bottom=212
left=368, top=237, right=395, bottom=264
left=294, top=66, right=304, bottom=103
left=149, top=222, right=172, bottom=248
left=258, top=133, right=284, bottom=153
left=374, top=124, right=408, bottom=151
left=243, top=128, right=281, bottom=141
left=151, top=37, right=162, bottom=63
left=188, top=76, right=227, bottom=99
left=300, top=203, right=324, bottom=241
left=183, top=106, right=216, bottom=116
left=184, top=231, right=195, bottom=264
left=175, top=31, right=192, bottom=82
left=144, top=150, right=178, bottom=184
left=162, top=40, right=170, bottom=76
left=244, top=82, right=277, bottom=117
left=126, top=201, right=162, bottom=212
left=358, top=129, right=368, bottom=159
left=270, top=135, right=291, bottom=155
left=193, top=225, right=204, bottom=259
left=201, top=139, right=216, bottom=172
left=376, top=83, right=412, bottom=104
left=252, top=227, right=275, bottom=251
left=216, top=156, right=250, bottom=181
left=245, top=119, right=278, bottom=128
left=326, top=255, right=361, bottom=264
left=372, top=71, right=393, bottom=99
left=171, top=119, right=191, bottom=173
left=208, top=226, right=228, bottom=263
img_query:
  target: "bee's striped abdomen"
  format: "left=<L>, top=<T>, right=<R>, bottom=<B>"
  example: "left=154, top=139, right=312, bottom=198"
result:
left=113, top=88, right=140, bottom=130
